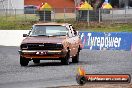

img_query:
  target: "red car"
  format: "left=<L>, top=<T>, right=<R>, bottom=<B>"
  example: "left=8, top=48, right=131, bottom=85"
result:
left=19, top=23, right=82, bottom=66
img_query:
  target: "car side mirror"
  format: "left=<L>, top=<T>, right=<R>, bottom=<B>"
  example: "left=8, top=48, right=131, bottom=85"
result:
left=28, top=31, right=31, bottom=35
left=23, top=34, right=28, bottom=37
left=73, top=30, right=79, bottom=36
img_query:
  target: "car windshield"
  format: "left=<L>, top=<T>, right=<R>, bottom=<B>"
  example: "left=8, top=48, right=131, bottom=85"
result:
left=30, top=25, right=68, bottom=36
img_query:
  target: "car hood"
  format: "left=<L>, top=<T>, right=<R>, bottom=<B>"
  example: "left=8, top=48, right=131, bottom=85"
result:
left=21, top=36, right=67, bottom=44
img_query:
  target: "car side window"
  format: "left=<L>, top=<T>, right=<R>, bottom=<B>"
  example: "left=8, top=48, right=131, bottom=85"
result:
left=73, top=30, right=77, bottom=36
left=69, top=25, right=76, bottom=37
left=66, top=25, right=72, bottom=38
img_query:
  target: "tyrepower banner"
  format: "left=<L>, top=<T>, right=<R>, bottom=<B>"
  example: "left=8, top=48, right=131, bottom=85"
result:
left=80, top=32, right=132, bottom=51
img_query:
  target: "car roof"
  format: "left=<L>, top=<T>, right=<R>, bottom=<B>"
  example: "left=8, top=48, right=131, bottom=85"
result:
left=24, top=5, right=37, bottom=7
left=34, top=22, right=70, bottom=26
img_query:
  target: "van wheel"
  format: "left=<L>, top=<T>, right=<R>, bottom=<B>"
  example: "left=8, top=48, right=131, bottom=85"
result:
left=33, top=60, right=40, bottom=64
left=61, top=51, right=70, bottom=65
left=72, top=51, right=79, bottom=63
left=20, top=56, right=29, bottom=66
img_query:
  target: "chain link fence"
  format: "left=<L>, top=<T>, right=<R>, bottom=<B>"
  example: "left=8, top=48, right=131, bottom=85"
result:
left=0, top=8, right=132, bottom=23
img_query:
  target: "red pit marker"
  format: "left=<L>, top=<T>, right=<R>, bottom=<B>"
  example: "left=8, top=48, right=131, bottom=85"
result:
left=76, top=67, right=131, bottom=85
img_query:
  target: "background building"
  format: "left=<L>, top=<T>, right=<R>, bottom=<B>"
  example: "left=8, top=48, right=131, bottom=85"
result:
left=118, top=0, right=132, bottom=8
left=0, top=0, right=24, bottom=9
left=24, top=0, right=75, bottom=9
left=79, top=0, right=132, bottom=8
left=0, top=0, right=24, bottom=15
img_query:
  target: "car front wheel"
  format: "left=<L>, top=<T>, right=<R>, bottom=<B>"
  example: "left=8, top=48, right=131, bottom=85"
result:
left=20, top=56, right=29, bottom=66
left=61, top=51, right=70, bottom=65
left=72, top=51, right=79, bottom=63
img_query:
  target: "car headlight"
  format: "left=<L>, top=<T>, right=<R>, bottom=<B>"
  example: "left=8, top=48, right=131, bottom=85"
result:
left=20, top=44, right=28, bottom=50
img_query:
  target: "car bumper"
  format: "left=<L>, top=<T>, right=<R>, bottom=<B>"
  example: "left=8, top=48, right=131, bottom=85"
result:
left=18, top=50, right=67, bottom=59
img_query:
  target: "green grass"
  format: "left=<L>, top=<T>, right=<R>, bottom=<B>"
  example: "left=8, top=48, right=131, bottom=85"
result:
left=0, top=15, right=132, bottom=32
left=75, top=22, right=132, bottom=32
left=0, top=14, right=39, bottom=30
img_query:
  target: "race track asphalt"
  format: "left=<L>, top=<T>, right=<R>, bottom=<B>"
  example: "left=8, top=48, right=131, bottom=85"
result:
left=0, top=46, right=132, bottom=88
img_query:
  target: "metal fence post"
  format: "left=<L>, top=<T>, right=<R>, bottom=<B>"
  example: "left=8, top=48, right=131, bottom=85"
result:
left=64, top=8, right=66, bottom=22
left=99, top=8, right=101, bottom=23
left=112, top=8, right=114, bottom=23
left=87, top=10, right=90, bottom=26
left=125, top=7, right=127, bottom=23
left=53, top=8, right=56, bottom=22
left=44, top=10, right=45, bottom=22
left=75, top=8, right=77, bottom=21
left=14, top=9, right=16, bottom=19
left=25, top=11, right=26, bottom=21
left=5, top=9, right=7, bottom=21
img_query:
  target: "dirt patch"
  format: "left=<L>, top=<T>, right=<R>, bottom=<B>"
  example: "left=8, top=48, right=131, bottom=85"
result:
left=60, top=84, right=132, bottom=88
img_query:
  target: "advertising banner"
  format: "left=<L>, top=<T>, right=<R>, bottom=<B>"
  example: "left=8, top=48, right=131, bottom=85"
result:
left=80, top=32, right=132, bottom=51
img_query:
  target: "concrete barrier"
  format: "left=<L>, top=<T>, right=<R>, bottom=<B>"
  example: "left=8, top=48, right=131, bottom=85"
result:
left=0, top=30, right=29, bottom=46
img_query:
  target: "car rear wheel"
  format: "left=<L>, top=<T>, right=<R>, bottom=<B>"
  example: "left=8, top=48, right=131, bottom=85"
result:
left=72, top=51, right=79, bottom=63
left=33, top=59, right=40, bottom=64
left=20, top=56, right=29, bottom=66
left=61, top=51, right=70, bottom=65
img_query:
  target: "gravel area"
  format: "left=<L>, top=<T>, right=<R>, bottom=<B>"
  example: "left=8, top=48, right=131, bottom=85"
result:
left=60, top=84, right=132, bottom=88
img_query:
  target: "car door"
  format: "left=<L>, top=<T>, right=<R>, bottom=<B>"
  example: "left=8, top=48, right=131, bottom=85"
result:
left=65, top=25, right=74, bottom=57
left=69, top=25, right=78, bottom=56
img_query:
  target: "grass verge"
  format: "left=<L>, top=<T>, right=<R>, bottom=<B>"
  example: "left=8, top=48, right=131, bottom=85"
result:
left=0, top=15, right=132, bottom=32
